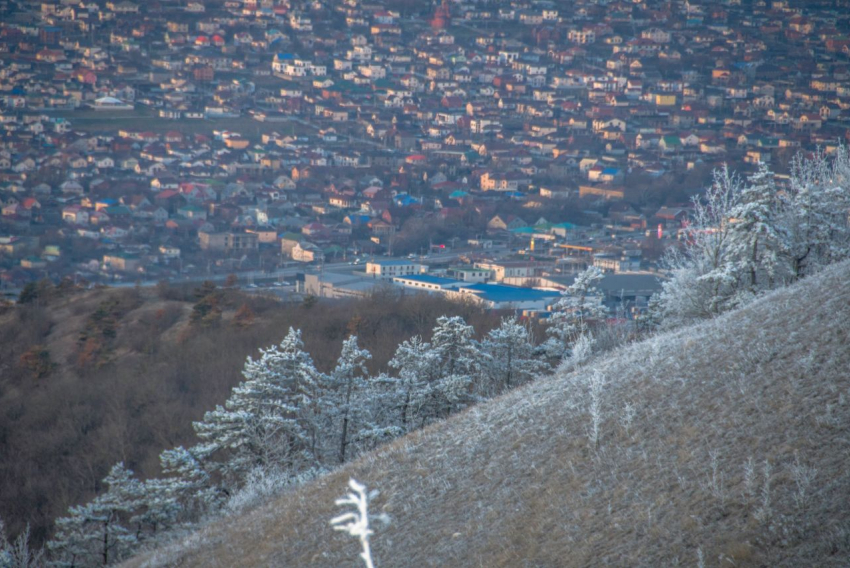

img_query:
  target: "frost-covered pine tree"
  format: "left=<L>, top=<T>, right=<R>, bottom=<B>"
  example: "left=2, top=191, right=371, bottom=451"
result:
left=48, top=463, right=142, bottom=567
left=480, top=316, right=546, bottom=396
left=130, top=478, right=183, bottom=541
left=386, top=336, right=439, bottom=431
left=545, top=266, right=608, bottom=359
left=0, top=518, right=43, bottom=568
left=193, top=327, right=322, bottom=485
left=130, top=445, right=219, bottom=538
left=429, top=315, right=482, bottom=417
left=323, top=335, right=372, bottom=464
left=355, top=373, right=409, bottom=449
left=726, top=161, right=789, bottom=297
left=382, top=318, right=482, bottom=432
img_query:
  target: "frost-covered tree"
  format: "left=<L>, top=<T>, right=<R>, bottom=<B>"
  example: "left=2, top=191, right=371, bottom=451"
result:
left=324, top=336, right=372, bottom=464
left=130, top=478, right=182, bottom=541
left=380, top=317, right=482, bottom=433
left=545, top=266, right=608, bottom=359
left=480, top=316, right=546, bottom=396
left=129, top=446, right=219, bottom=539
left=48, top=463, right=142, bottom=567
left=656, top=165, right=747, bottom=325
left=355, top=373, right=410, bottom=449
left=783, top=148, right=850, bottom=279
left=428, top=315, right=483, bottom=417
left=193, top=328, right=322, bottom=484
left=726, top=161, right=789, bottom=296
left=657, top=155, right=850, bottom=327
left=386, top=336, right=439, bottom=431
left=0, top=518, right=43, bottom=568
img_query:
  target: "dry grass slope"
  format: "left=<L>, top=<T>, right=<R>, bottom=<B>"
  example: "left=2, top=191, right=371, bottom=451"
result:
left=131, top=262, right=850, bottom=568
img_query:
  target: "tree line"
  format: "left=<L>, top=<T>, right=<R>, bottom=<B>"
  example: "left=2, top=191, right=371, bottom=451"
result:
left=34, top=318, right=528, bottom=564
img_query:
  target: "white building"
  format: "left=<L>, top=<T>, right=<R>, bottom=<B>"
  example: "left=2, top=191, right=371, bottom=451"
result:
left=365, top=260, right=427, bottom=278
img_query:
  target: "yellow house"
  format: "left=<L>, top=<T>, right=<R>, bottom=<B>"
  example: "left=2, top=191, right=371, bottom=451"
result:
left=579, top=184, right=625, bottom=200
left=654, top=94, right=677, bottom=106
left=224, top=137, right=250, bottom=149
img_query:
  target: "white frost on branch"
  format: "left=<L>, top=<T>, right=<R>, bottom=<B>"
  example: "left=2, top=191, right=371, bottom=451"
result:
left=330, top=478, right=376, bottom=568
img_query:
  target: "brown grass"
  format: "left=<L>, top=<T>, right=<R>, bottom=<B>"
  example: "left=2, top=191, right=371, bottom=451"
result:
left=129, top=261, right=850, bottom=567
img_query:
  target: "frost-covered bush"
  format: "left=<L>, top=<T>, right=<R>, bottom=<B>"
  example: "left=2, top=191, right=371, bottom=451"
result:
left=225, top=466, right=323, bottom=516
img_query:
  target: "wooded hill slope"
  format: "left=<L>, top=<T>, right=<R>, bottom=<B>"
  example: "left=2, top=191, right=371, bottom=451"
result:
left=131, top=261, right=850, bottom=567
left=0, top=283, right=496, bottom=545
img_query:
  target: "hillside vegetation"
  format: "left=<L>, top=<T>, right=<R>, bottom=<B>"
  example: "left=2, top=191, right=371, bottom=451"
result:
left=0, top=283, right=497, bottom=545
left=132, top=261, right=850, bottom=567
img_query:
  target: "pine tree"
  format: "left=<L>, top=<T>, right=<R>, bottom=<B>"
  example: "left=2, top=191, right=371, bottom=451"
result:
left=480, top=316, right=546, bottom=396
left=323, top=336, right=372, bottom=464
left=726, top=161, right=789, bottom=296
left=657, top=155, right=850, bottom=328
left=192, top=328, right=322, bottom=484
left=130, top=446, right=219, bottom=539
left=232, top=303, right=255, bottom=329
left=48, top=463, right=142, bottom=567
left=354, top=373, right=408, bottom=449
left=0, top=518, right=43, bottom=568
left=545, top=266, right=608, bottom=359
left=429, top=316, right=482, bottom=418
left=386, top=336, right=438, bottom=431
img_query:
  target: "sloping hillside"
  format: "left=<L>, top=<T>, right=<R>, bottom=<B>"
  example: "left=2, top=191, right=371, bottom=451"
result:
left=0, top=284, right=495, bottom=545
left=132, top=261, right=850, bottom=567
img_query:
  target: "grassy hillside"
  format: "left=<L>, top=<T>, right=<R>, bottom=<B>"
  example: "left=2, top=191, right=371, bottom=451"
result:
left=131, top=262, right=850, bottom=567
left=0, top=284, right=497, bottom=545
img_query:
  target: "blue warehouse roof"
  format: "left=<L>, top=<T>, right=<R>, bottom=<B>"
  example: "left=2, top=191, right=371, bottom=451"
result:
left=464, top=283, right=561, bottom=303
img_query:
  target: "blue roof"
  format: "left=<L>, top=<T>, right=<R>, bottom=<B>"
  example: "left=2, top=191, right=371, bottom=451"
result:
left=394, top=194, right=419, bottom=206
left=344, top=214, right=371, bottom=225
left=448, top=190, right=469, bottom=199
left=602, top=168, right=620, bottom=175
left=464, top=283, right=560, bottom=303
left=276, top=52, right=295, bottom=60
